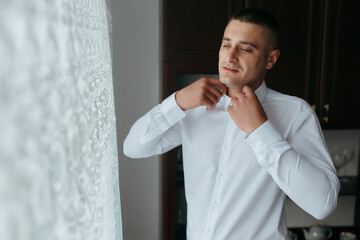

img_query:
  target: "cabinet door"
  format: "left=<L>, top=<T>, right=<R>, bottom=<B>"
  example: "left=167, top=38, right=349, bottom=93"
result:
left=319, top=0, right=360, bottom=129
left=163, top=0, right=245, bottom=62
left=244, top=0, right=323, bottom=105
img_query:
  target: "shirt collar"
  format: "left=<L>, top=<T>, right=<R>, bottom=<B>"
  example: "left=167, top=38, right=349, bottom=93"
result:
left=219, top=81, right=268, bottom=111
left=254, top=81, right=268, bottom=103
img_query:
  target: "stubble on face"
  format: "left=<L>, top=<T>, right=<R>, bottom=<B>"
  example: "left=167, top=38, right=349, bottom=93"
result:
left=218, top=20, right=271, bottom=94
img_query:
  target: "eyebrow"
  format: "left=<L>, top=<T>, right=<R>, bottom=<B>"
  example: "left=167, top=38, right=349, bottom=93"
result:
left=222, top=37, right=258, bottom=49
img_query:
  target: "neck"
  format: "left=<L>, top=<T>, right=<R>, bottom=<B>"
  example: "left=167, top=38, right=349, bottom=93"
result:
left=226, top=81, right=263, bottom=98
left=227, top=88, right=244, bottom=98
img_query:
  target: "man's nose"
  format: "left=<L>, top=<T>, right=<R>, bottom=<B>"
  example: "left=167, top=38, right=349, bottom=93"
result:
left=227, top=48, right=238, bottom=62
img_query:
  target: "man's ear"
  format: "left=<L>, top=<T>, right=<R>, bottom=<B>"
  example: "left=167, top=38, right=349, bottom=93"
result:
left=266, top=49, right=280, bottom=70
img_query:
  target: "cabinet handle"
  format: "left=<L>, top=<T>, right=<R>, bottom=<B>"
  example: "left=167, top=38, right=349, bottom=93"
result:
left=311, top=104, right=316, bottom=111
left=323, top=104, right=329, bottom=123
left=324, top=104, right=329, bottom=111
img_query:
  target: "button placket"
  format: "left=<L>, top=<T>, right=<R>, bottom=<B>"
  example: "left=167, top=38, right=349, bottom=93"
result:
left=203, top=119, right=231, bottom=239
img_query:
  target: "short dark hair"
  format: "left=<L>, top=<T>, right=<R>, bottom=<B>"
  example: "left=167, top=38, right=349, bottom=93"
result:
left=230, top=8, right=280, bottom=50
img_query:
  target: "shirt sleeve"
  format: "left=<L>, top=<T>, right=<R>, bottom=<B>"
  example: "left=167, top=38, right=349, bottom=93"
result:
left=246, top=110, right=340, bottom=220
left=123, top=92, right=186, bottom=158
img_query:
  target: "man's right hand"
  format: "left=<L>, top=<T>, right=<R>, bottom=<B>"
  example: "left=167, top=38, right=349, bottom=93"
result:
left=175, top=78, right=227, bottom=111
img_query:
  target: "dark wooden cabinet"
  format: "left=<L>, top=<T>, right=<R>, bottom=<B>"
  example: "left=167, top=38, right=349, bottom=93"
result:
left=163, top=0, right=245, bottom=63
left=162, top=1, right=360, bottom=239
left=244, top=1, right=322, bottom=105
left=317, top=0, right=360, bottom=129
left=245, top=0, right=360, bottom=129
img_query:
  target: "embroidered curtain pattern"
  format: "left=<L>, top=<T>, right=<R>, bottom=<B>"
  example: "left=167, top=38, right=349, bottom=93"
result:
left=0, top=0, right=122, bottom=239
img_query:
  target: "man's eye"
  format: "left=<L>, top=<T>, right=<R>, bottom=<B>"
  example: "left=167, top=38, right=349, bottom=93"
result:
left=222, top=44, right=229, bottom=48
left=241, top=48, right=252, bottom=52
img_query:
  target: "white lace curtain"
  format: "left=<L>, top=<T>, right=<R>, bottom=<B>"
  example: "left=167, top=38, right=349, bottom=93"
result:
left=0, top=0, right=122, bottom=239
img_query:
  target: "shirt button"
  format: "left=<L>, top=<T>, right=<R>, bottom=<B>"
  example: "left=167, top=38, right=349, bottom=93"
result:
left=213, top=202, right=218, bottom=207
left=219, top=174, right=224, bottom=180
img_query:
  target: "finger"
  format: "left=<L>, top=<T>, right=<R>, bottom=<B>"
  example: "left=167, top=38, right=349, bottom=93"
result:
left=206, top=105, right=215, bottom=111
left=207, top=85, right=224, bottom=102
left=227, top=105, right=234, bottom=114
left=207, top=78, right=228, bottom=95
left=230, top=97, right=238, bottom=106
left=242, top=85, right=254, bottom=96
left=235, top=91, right=246, bottom=102
left=203, top=95, right=216, bottom=111
left=204, top=88, right=220, bottom=105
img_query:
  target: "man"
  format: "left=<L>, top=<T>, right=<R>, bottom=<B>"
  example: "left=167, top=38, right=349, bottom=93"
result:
left=124, top=8, right=339, bottom=240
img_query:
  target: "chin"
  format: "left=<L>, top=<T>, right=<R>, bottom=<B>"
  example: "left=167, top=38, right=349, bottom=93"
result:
left=219, top=76, right=234, bottom=86
left=219, top=77, right=228, bottom=86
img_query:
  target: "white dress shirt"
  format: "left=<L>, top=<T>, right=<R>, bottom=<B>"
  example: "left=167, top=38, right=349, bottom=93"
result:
left=124, top=81, right=340, bottom=240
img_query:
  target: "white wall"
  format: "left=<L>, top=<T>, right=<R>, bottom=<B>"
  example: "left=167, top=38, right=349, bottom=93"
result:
left=109, top=1, right=162, bottom=240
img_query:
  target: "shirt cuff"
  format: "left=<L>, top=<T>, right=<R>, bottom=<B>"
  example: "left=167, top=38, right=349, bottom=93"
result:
left=246, top=121, right=282, bottom=146
left=161, top=92, right=186, bottom=126
left=246, top=120, right=291, bottom=169
left=141, top=92, right=185, bottom=144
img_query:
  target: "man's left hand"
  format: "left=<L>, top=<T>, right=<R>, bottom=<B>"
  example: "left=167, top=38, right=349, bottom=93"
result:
left=227, top=85, right=268, bottom=134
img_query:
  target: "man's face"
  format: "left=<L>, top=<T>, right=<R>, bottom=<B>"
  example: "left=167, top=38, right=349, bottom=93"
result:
left=218, top=20, right=274, bottom=91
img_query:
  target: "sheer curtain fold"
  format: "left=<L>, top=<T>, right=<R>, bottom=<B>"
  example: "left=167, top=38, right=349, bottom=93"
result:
left=0, top=0, right=122, bottom=239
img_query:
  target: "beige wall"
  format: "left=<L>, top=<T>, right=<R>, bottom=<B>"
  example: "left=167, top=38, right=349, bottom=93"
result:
left=109, top=0, right=162, bottom=239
